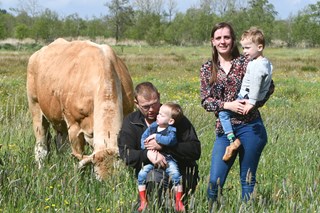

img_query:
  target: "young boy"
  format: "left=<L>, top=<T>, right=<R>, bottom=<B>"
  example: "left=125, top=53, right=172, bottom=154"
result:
left=220, top=27, right=273, bottom=161
left=137, top=102, right=185, bottom=212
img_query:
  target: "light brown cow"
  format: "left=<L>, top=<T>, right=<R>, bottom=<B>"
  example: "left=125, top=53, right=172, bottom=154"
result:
left=27, top=38, right=134, bottom=180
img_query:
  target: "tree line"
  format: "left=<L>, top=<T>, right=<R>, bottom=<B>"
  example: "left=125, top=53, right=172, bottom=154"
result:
left=0, top=0, right=319, bottom=47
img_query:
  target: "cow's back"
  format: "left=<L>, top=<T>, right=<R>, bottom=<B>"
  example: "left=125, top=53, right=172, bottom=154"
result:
left=27, top=38, right=133, bottom=130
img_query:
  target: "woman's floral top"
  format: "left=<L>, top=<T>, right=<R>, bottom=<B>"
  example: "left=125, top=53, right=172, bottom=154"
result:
left=200, top=55, right=274, bottom=134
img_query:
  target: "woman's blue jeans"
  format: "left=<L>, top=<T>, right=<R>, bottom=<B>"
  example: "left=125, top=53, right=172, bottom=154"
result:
left=207, top=118, right=267, bottom=202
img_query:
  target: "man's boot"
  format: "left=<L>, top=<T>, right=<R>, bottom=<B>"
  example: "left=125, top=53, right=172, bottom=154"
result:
left=222, top=138, right=241, bottom=161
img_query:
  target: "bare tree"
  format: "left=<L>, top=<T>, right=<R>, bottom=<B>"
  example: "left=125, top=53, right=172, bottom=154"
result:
left=236, top=0, right=249, bottom=10
left=133, top=0, right=164, bottom=15
left=105, top=0, right=133, bottom=42
left=198, top=0, right=214, bottom=14
left=209, top=0, right=248, bottom=16
left=153, top=0, right=164, bottom=15
left=167, top=0, right=177, bottom=22
left=17, top=0, right=43, bottom=17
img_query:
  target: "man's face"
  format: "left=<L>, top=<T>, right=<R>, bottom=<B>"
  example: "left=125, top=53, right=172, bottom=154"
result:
left=135, top=92, right=161, bottom=122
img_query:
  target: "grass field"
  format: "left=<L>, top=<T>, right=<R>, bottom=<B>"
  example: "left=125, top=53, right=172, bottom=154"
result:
left=0, top=45, right=319, bottom=212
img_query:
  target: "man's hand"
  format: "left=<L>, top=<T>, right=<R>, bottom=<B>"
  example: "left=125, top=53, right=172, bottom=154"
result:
left=144, top=133, right=156, bottom=143
left=144, top=138, right=162, bottom=150
left=147, top=150, right=167, bottom=168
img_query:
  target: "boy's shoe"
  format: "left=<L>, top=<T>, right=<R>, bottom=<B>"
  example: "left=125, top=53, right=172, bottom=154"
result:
left=138, top=190, right=147, bottom=212
left=222, top=138, right=241, bottom=161
left=175, top=191, right=185, bottom=212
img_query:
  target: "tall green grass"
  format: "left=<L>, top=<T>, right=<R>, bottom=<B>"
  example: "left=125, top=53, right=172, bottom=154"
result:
left=0, top=46, right=319, bottom=212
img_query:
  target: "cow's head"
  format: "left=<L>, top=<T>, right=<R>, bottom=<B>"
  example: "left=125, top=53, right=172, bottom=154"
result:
left=78, top=149, right=117, bottom=180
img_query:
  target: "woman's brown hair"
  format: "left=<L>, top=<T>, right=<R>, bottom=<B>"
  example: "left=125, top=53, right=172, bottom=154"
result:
left=210, top=22, right=240, bottom=84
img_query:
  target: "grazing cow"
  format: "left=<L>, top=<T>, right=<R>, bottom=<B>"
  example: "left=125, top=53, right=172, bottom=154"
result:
left=27, top=38, right=134, bottom=180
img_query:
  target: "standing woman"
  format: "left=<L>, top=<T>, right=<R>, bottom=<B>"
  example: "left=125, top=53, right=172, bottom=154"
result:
left=200, top=22, right=274, bottom=207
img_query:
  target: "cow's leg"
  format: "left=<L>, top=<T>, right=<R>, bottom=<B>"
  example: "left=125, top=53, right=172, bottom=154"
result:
left=68, top=124, right=86, bottom=160
left=30, top=103, right=51, bottom=168
left=54, top=131, right=69, bottom=153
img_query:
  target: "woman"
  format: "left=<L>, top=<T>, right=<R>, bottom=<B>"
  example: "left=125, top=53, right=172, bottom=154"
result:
left=200, top=22, right=274, bottom=206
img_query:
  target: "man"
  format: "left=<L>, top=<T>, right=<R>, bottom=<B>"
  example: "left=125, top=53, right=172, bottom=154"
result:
left=118, top=82, right=201, bottom=209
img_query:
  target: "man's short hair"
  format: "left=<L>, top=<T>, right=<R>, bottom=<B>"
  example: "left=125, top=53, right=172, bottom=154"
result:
left=134, top=82, right=159, bottom=101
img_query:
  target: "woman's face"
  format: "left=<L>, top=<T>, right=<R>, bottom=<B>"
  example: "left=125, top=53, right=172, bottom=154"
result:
left=211, top=27, right=233, bottom=56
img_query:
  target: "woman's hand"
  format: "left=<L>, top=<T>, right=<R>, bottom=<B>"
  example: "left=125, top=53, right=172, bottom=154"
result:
left=147, top=150, right=167, bottom=168
left=242, top=100, right=254, bottom=115
left=224, top=99, right=246, bottom=114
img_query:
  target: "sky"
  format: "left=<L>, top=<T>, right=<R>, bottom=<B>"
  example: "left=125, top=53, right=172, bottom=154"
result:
left=0, top=0, right=318, bottom=20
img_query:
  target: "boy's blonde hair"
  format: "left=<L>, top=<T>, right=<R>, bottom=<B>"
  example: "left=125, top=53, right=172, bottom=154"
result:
left=163, top=102, right=183, bottom=123
left=241, top=27, right=265, bottom=48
